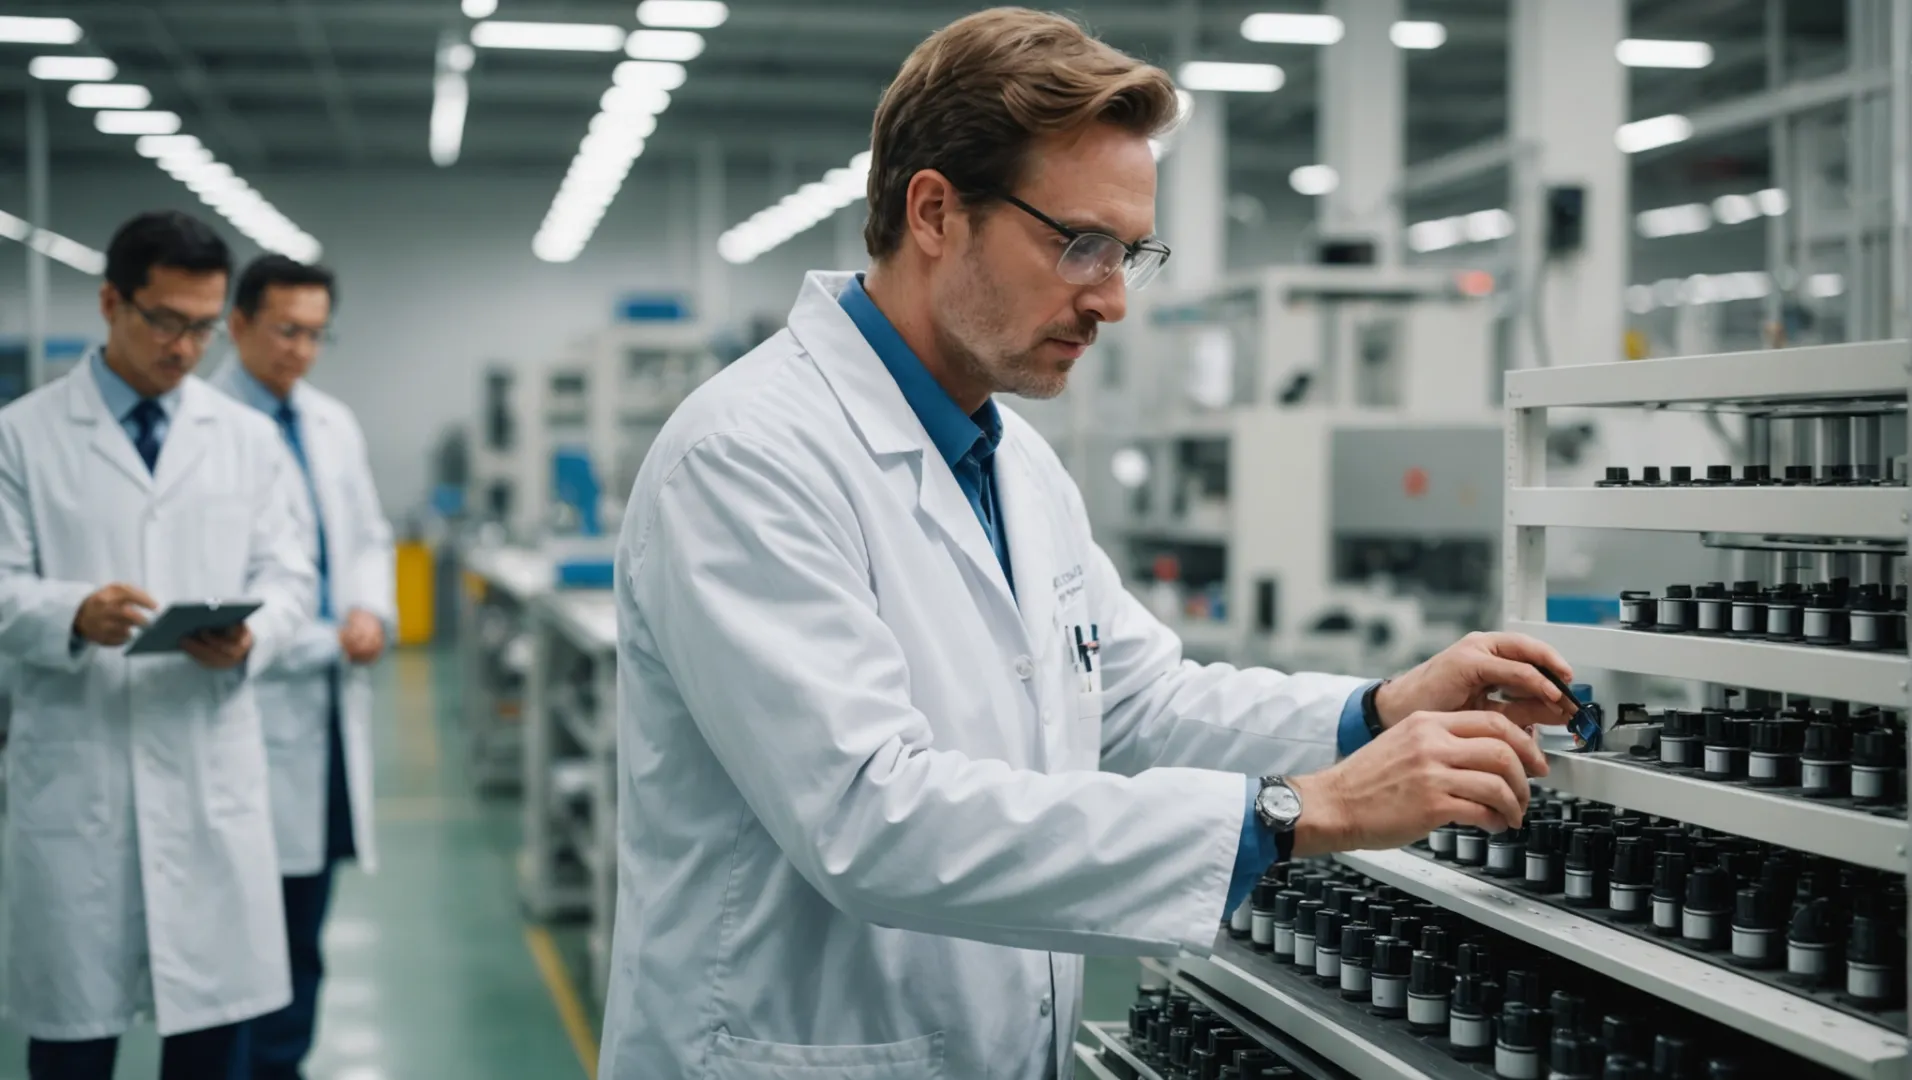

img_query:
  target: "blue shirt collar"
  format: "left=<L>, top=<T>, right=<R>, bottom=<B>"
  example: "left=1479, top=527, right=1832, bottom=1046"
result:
left=838, top=274, right=1000, bottom=469
left=89, top=348, right=182, bottom=422
left=228, top=361, right=293, bottom=416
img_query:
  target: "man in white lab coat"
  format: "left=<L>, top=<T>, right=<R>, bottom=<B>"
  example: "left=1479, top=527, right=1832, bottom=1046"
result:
left=0, top=211, right=314, bottom=1080
left=603, top=10, right=1576, bottom=1079
left=209, top=255, right=394, bottom=1080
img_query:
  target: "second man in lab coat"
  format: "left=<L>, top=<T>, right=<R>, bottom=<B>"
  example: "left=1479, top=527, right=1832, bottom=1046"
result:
left=210, top=256, right=395, bottom=1080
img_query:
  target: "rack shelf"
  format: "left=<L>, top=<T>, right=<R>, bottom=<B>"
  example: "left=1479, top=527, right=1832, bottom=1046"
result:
left=1504, top=620, right=1909, bottom=708
left=1503, top=341, right=1910, bottom=409
left=1539, top=749, right=1908, bottom=873
left=1335, top=849, right=1909, bottom=1080
left=1079, top=1023, right=1167, bottom=1080
left=1507, top=486, right=1908, bottom=540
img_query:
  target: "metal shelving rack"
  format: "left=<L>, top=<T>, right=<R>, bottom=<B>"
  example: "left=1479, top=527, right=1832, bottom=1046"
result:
left=1154, top=341, right=1912, bottom=1080
left=458, top=544, right=557, bottom=791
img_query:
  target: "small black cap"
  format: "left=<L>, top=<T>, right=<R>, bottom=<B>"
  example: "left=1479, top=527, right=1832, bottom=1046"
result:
left=1551, top=1031, right=1603, bottom=1076
left=1272, top=889, right=1302, bottom=922
left=1373, top=935, right=1412, bottom=976
left=1528, top=819, right=1565, bottom=855
left=1653, top=850, right=1691, bottom=901
left=1665, top=584, right=1694, bottom=599
left=1347, top=894, right=1372, bottom=924
left=1848, top=912, right=1899, bottom=964
left=1450, top=972, right=1492, bottom=1015
left=1603, top=466, right=1630, bottom=483
left=1853, top=728, right=1904, bottom=767
left=1604, top=1056, right=1650, bottom=1080
left=1549, top=990, right=1586, bottom=1033
left=1409, top=951, right=1453, bottom=994
left=1704, top=712, right=1749, bottom=747
left=1315, top=908, right=1345, bottom=943
left=1687, top=865, right=1731, bottom=912
left=1641, top=466, right=1663, bottom=483
left=1252, top=879, right=1282, bottom=911
left=1784, top=464, right=1814, bottom=483
left=1602, top=1014, right=1647, bottom=1059
left=1654, top=1034, right=1697, bottom=1079
left=1496, top=1001, right=1550, bottom=1049
left=1419, top=924, right=1451, bottom=961
left=1803, top=722, right=1851, bottom=761
left=1734, top=886, right=1782, bottom=931
left=1611, top=836, right=1653, bottom=885
left=1750, top=720, right=1805, bottom=755
left=1671, top=465, right=1694, bottom=482
left=1568, top=826, right=1615, bottom=873
left=1706, top=465, right=1733, bottom=481
left=1456, top=940, right=1492, bottom=977
left=1504, top=968, right=1543, bottom=1007
left=1389, top=915, right=1424, bottom=946
left=1340, top=923, right=1374, bottom=963
left=1295, top=899, right=1324, bottom=932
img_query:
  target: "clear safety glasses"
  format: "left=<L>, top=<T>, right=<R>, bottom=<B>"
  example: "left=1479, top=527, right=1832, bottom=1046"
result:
left=996, top=193, right=1172, bottom=292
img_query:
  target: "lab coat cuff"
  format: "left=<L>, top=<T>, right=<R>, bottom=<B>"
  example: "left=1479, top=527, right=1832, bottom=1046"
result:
left=40, top=582, right=99, bottom=671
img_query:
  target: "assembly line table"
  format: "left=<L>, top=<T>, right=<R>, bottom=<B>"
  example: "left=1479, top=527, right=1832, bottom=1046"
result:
left=458, top=545, right=556, bottom=791
left=518, top=587, right=620, bottom=1002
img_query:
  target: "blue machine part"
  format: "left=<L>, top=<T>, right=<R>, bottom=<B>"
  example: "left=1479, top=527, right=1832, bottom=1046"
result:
left=1547, top=595, right=1620, bottom=625
left=557, top=560, right=616, bottom=588
left=616, top=294, right=692, bottom=322
left=551, top=446, right=602, bottom=537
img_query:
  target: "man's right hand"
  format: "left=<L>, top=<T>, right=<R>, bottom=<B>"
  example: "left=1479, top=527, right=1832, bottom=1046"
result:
left=72, top=583, right=159, bottom=647
left=1288, top=710, right=1547, bottom=857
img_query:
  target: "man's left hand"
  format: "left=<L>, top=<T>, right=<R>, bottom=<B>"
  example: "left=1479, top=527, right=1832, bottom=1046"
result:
left=183, top=624, right=254, bottom=671
left=339, top=609, right=387, bottom=665
left=1371, top=632, right=1578, bottom=731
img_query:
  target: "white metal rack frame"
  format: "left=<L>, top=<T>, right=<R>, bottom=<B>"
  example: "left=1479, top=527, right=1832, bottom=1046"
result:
left=458, top=545, right=558, bottom=792
left=517, top=590, right=619, bottom=1003
left=1500, top=341, right=1912, bottom=1076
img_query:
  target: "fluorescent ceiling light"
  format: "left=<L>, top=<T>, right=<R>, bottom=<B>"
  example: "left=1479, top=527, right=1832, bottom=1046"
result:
left=67, top=83, right=151, bottom=110
left=1808, top=273, right=1845, bottom=298
left=1462, top=208, right=1514, bottom=242
left=1288, top=164, right=1338, bottom=196
left=0, top=210, right=30, bottom=241
left=1240, top=12, right=1343, bottom=44
left=718, top=150, right=872, bottom=265
left=1389, top=21, right=1446, bottom=49
left=1635, top=202, right=1711, bottom=238
left=1755, top=188, right=1789, bottom=216
left=636, top=1, right=729, bottom=29
left=601, top=84, right=671, bottom=115
left=625, top=29, right=705, bottom=61
left=1177, top=61, right=1284, bottom=93
left=1616, top=39, right=1714, bottom=69
left=1615, top=113, right=1691, bottom=153
left=0, top=210, right=107, bottom=275
left=462, top=0, right=498, bottom=18
left=0, top=16, right=83, bottom=44
left=431, top=72, right=469, bottom=167
left=445, top=43, right=476, bottom=73
left=615, top=60, right=688, bottom=89
left=30, top=55, right=117, bottom=82
left=470, top=21, right=627, bottom=52
left=94, top=110, right=182, bottom=135
left=1710, top=193, right=1757, bottom=226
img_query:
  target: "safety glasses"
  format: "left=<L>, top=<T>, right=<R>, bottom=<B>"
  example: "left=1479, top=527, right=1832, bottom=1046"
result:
left=996, top=193, right=1172, bottom=292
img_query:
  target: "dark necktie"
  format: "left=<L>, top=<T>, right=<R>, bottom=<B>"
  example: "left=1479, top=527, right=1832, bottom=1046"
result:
left=275, top=401, right=333, bottom=620
left=127, top=399, right=164, bottom=474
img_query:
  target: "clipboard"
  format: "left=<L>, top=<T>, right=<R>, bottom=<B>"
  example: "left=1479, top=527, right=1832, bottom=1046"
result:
left=125, top=600, right=264, bottom=656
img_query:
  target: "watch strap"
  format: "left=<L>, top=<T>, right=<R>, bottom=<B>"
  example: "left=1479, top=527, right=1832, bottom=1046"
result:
left=1360, top=679, right=1389, bottom=740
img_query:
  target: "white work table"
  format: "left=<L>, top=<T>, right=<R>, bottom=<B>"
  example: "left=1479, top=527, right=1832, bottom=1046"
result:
left=457, top=545, right=557, bottom=791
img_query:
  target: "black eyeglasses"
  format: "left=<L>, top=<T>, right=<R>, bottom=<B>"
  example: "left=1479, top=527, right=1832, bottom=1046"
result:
left=995, top=193, right=1172, bottom=291
left=128, top=301, right=225, bottom=346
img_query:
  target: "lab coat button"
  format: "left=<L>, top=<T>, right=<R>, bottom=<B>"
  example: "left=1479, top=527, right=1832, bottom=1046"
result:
left=1014, top=656, right=1034, bottom=679
left=1039, top=996, right=1053, bottom=1017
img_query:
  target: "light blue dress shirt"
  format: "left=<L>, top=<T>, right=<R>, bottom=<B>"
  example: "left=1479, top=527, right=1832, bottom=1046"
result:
left=90, top=349, right=181, bottom=450
left=226, top=366, right=333, bottom=623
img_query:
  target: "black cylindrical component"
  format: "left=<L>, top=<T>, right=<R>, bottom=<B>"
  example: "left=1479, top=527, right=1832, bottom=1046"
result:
left=1788, top=897, right=1840, bottom=987
left=1525, top=820, right=1567, bottom=893
left=1602, top=1015, right=1647, bottom=1061
left=1652, top=851, right=1690, bottom=938
left=1550, top=1031, right=1602, bottom=1080
left=1657, top=584, right=1696, bottom=633
left=1548, top=990, right=1585, bottom=1035
left=1564, top=826, right=1614, bottom=907
left=1850, top=729, right=1903, bottom=805
left=1659, top=711, right=1702, bottom=768
left=1291, top=900, right=1324, bottom=969
left=1457, top=940, right=1493, bottom=978
left=1670, top=465, right=1694, bottom=484
left=1701, top=712, right=1750, bottom=781
left=1168, top=1027, right=1192, bottom=1069
left=1313, top=908, right=1345, bottom=983
left=1390, top=916, right=1425, bottom=949
left=1597, top=466, right=1631, bottom=487
left=1504, top=968, right=1543, bottom=1008
left=1430, top=822, right=1460, bottom=860
left=1420, top=924, right=1452, bottom=962
left=1608, top=837, right=1653, bottom=921
left=1729, top=581, right=1766, bottom=638
left=1747, top=720, right=1804, bottom=787
left=1765, top=584, right=1804, bottom=641
left=1370, top=935, right=1411, bottom=1017
left=1693, top=582, right=1729, bottom=634
left=1653, top=1035, right=1698, bottom=1080
left=1850, top=585, right=1892, bottom=651
left=1801, top=722, right=1853, bottom=798
left=1604, top=1057, right=1649, bottom=1080
left=1248, top=879, right=1281, bottom=950
left=1704, top=464, right=1733, bottom=484
left=1731, top=885, right=1783, bottom=968
left=1683, top=866, right=1732, bottom=950
left=1619, top=590, right=1657, bottom=630
left=1641, top=465, right=1665, bottom=485
left=1706, top=1059, right=1746, bottom=1080
left=1803, top=585, right=1849, bottom=646
left=1456, top=826, right=1489, bottom=867
left=1407, top=951, right=1453, bottom=1034
left=1783, top=464, right=1814, bottom=484
left=1493, top=1001, right=1550, bottom=1080
left=1449, top=973, right=1494, bottom=1061
left=1488, top=826, right=1528, bottom=878
left=1846, top=912, right=1903, bottom=1006
left=1339, top=924, right=1374, bottom=1000
left=1347, top=894, right=1373, bottom=927
left=1741, top=463, right=1771, bottom=485
left=1269, top=890, right=1302, bottom=961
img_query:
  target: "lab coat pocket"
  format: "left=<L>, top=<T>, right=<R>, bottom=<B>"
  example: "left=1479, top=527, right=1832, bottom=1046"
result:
left=706, top=1030, right=945, bottom=1078
left=6, top=740, right=106, bottom=836
left=200, top=727, right=269, bottom=819
left=1076, top=689, right=1105, bottom=721
left=184, top=496, right=252, bottom=594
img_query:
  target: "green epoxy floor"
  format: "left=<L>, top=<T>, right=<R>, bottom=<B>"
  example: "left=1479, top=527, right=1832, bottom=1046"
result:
left=0, top=645, right=1137, bottom=1078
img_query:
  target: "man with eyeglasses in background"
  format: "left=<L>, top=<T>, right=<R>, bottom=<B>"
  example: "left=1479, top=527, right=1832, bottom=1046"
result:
left=0, top=210, right=315, bottom=1080
left=208, top=256, right=393, bottom=1080
left=600, top=9, right=1570, bottom=1078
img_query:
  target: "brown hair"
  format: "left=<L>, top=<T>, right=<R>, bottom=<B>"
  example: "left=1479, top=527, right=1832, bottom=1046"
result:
left=862, top=7, right=1179, bottom=259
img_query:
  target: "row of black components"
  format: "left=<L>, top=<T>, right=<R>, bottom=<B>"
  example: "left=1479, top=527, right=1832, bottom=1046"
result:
left=1638, top=700, right=1906, bottom=807
left=1115, top=984, right=1300, bottom=1079
left=1422, top=796, right=1908, bottom=1018
left=1221, top=859, right=1838, bottom=1079
left=1594, top=463, right=1901, bottom=487
left=1619, top=579, right=1907, bottom=652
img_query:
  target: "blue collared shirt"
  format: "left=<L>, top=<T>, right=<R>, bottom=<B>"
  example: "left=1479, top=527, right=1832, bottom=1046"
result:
left=225, top=364, right=333, bottom=623
left=90, top=349, right=181, bottom=449
left=838, top=275, right=1013, bottom=594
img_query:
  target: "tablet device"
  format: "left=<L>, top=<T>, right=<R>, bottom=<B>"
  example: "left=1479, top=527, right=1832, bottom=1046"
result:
left=125, top=600, right=264, bottom=656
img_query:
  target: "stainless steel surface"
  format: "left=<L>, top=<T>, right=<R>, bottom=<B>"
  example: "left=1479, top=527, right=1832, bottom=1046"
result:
left=1337, top=850, right=1909, bottom=1080
left=1503, top=342, right=1912, bottom=408
left=1508, top=486, right=1909, bottom=540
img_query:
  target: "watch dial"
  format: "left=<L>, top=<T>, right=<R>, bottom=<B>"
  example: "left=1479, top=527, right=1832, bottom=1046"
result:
left=1263, top=785, right=1301, bottom=822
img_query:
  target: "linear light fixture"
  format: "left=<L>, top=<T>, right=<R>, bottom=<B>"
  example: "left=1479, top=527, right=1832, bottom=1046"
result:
left=1178, top=60, right=1284, bottom=93
left=718, top=152, right=871, bottom=265
left=470, top=20, right=627, bottom=52
left=94, top=110, right=181, bottom=135
left=626, top=29, right=704, bottom=60
left=1408, top=208, right=1513, bottom=253
left=1635, top=202, right=1710, bottom=238
left=1389, top=21, right=1446, bottom=49
left=1289, top=164, right=1339, bottom=196
left=29, top=55, right=116, bottom=81
left=0, top=209, right=107, bottom=275
left=1615, top=113, right=1692, bottom=153
left=0, top=16, right=82, bottom=44
left=532, top=79, right=676, bottom=262
left=1616, top=39, right=1714, bottom=69
left=67, top=83, right=151, bottom=110
left=636, top=1, right=729, bottom=29
left=431, top=37, right=471, bottom=167
left=461, top=0, right=498, bottom=17
left=1240, top=12, right=1344, bottom=44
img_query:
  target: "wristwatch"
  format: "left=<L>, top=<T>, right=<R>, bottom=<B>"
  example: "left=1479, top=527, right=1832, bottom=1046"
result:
left=1254, top=775, right=1303, bottom=834
left=1360, top=678, right=1390, bottom=740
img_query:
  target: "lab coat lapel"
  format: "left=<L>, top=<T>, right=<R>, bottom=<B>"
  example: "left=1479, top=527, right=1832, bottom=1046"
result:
left=151, top=379, right=214, bottom=504
left=994, top=431, right=1058, bottom=659
left=790, top=271, right=1020, bottom=618
left=68, top=366, right=153, bottom=494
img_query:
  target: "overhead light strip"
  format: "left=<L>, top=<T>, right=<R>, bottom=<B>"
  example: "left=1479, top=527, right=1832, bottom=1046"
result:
left=0, top=208, right=107, bottom=275
left=1624, top=270, right=1841, bottom=314
left=1635, top=188, right=1788, bottom=238
left=717, top=151, right=870, bottom=265
left=1616, top=38, right=1714, bottom=69
left=30, top=32, right=322, bottom=261
left=431, top=37, right=475, bottom=167
left=1237, top=14, right=1447, bottom=49
left=532, top=2, right=727, bottom=263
